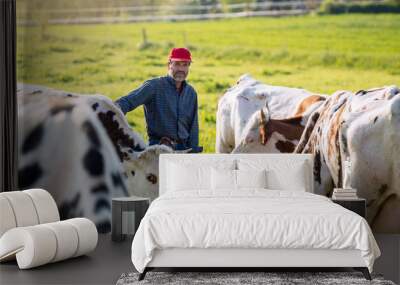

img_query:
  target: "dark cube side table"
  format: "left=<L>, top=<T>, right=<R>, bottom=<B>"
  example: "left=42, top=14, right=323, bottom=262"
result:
left=331, top=198, right=366, bottom=218
left=112, top=196, right=150, bottom=242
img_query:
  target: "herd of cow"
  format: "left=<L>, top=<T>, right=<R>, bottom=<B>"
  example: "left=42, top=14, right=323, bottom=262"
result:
left=17, top=75, right=400, bottom=233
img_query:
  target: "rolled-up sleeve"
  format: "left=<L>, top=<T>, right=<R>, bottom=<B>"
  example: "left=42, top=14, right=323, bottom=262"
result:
left=115, top=80, right=155, bottom=114
left=188, top=95, right=199, bottom=148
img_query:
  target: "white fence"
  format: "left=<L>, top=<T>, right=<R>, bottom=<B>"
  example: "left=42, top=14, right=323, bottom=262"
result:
left=18, top=0, right=323, bottom=25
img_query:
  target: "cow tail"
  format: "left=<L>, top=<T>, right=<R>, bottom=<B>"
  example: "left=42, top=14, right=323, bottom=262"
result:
left=294, top=111, right=320, bottom=153
left=337, top=118, right=351, bottom=188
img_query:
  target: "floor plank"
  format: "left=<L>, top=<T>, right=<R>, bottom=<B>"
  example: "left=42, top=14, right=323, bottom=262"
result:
left=0, top=233, right=133, bottom=285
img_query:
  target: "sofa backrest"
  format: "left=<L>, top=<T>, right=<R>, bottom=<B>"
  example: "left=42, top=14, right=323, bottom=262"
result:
left=159, top=154, right=314, bottom=195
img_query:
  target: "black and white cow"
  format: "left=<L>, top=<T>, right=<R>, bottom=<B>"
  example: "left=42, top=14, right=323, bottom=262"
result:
left=17, top=84, right=176, bottom=232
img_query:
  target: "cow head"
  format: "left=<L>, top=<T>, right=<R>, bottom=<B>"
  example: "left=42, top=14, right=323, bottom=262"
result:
left=216, top=77, right=268, bottom=153
left=121, top=145, right=172, bottom=201
left=216, top=96, right=235, bottom=153
left=233, top=106, right=304, bottom=154
left=216, top=74, right=324, bottom=154
left=122, top=145, right=191, bottom=201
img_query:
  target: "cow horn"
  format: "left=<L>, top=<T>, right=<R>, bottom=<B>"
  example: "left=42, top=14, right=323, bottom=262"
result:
left=265, top=101, right=271, bottom=120
left=259, top=110, right=268, bottom=145
left=134, top=145, right=174, bottom=160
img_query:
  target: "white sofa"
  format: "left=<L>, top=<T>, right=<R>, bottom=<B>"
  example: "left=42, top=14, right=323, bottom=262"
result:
left=0, top=189, right=98, bottom=269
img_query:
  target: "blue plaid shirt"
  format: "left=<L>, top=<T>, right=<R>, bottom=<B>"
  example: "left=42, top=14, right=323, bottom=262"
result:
left=115, top=75, right=199, bottom=148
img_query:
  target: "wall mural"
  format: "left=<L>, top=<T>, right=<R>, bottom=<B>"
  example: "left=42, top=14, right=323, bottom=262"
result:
left=16, top=0, right=400, bottom=234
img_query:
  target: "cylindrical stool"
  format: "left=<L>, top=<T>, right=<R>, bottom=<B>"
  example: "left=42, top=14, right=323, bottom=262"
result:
left=111, top=196, right=150, bottom=242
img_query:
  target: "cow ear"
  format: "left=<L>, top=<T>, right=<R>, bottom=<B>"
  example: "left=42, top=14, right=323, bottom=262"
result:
left=264, top=103, right=271, bottom=120
left=387, top=86, right=400, bottom=100
left=259, top=109, right=268, bottom=145
left=136, top=145, right=173, bottom=160
left=135, top=148, right=153, bottom=160
left=125, top=150, right=140, bottom=160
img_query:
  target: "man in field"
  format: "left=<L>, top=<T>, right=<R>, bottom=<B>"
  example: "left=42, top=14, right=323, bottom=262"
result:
left=115, top=47, right=202, bottom=152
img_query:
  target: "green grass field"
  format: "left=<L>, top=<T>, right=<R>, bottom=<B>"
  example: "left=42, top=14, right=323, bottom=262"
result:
left=17, top=14, right=400, bottom=152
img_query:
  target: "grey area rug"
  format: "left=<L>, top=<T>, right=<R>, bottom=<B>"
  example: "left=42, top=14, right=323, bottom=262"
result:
left=116, top=271, right=396, bottom=285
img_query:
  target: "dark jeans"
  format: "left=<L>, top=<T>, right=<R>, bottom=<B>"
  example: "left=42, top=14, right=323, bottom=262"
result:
left=149, top=138, right=203, bottom=153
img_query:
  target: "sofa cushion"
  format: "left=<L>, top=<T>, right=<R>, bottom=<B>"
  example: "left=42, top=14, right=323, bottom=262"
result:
left=0, top=189, right=60, bottom=238
left=0, top=196, right=17, bottom=237
left=0, top=191, right=39, bottom=228
left=0, top=218, right=97, bottom=269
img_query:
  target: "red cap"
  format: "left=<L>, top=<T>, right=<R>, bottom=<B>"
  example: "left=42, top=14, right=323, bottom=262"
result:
left=168, top=47, right=192, bottom=62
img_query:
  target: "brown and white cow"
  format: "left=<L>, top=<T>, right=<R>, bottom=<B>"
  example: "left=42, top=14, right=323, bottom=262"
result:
left=295, top=86, right=400, bottom=233
left=230, top=89, right=325, bottom=153
left=216, top=74, right=325, bottom=153
left=232, top=108, right=305, bottom=153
